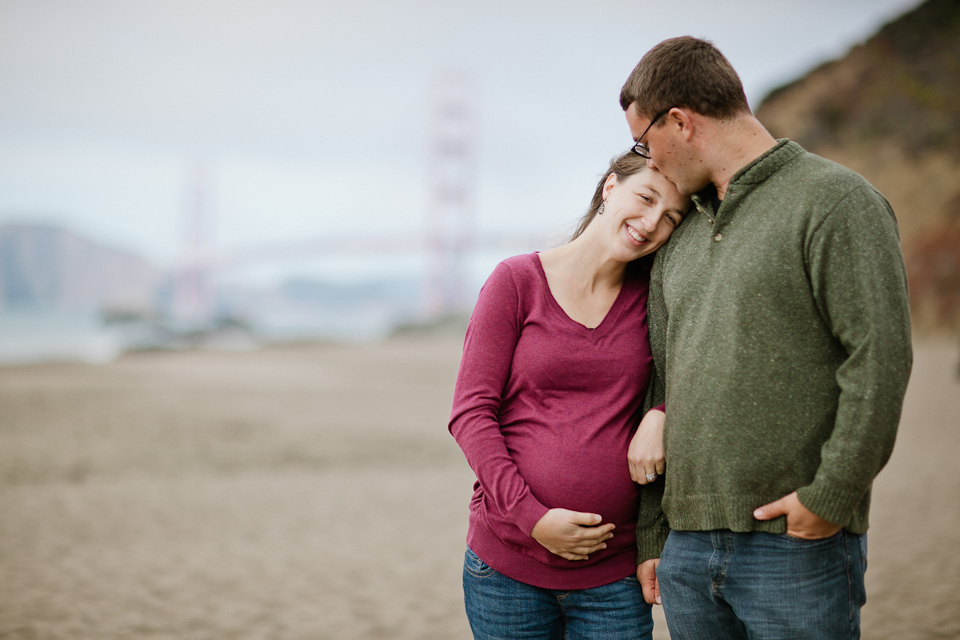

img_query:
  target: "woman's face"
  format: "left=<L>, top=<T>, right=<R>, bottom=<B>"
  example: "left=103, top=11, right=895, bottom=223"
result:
left=598, top=167, right=689, bottom=261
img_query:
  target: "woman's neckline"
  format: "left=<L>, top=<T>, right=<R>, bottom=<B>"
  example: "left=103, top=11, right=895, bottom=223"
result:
left=532, top=252, right=629, bottom=335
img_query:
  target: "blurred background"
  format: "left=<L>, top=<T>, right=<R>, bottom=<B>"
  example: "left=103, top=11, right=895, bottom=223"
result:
left=3, top=0, right=956, bottom=361
left=2, top=1, right=959, bottom=639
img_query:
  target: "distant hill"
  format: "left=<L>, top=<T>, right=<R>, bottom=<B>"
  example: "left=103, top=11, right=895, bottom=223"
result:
left=756, top=0, right=960, bottom=334
left=0, top=224, right=165, bottom=314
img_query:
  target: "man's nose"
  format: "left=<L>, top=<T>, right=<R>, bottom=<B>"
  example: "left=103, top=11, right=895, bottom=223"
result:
left=646, top=157, right=657, bottom=170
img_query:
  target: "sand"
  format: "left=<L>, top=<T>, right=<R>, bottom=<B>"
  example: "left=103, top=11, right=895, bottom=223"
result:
left=0, top=336, right=957, bottom=639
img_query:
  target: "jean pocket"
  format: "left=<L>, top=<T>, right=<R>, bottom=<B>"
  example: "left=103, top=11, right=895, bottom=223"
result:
left=617, top=575, right=640, bottom=586
left=781, top=530, right=843, bottom=545
left=464, top=546, right=497, bottom=578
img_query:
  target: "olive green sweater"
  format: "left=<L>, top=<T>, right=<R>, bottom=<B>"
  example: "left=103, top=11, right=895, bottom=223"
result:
left=635, top=140, right=912, bottom=564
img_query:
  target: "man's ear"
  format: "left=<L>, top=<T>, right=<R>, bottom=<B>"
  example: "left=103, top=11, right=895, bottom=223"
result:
left=668, top=107, right=696, bottom=142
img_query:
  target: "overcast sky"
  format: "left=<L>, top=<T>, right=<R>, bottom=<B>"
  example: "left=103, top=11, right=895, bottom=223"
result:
left=0, top=0, right=923, bottom=284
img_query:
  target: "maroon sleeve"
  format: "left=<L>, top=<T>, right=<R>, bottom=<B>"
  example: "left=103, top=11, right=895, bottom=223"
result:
left=448, top=262, right=549, bottom=536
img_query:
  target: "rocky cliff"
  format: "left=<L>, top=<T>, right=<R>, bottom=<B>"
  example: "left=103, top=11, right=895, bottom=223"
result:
left=756, top=0, right=960, bottom=333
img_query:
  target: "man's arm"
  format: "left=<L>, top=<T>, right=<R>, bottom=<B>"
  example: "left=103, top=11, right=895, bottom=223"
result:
left=635, top=251, right=671, bottom=563
left=790, top=185, right=912, bottom=528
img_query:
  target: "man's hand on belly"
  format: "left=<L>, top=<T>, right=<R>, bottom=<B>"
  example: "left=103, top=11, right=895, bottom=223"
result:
left=530, top=509, right=615, bottom=561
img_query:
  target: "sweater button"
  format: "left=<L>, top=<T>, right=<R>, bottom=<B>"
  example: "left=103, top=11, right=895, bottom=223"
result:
left=714, top=233, right=723, bottom=242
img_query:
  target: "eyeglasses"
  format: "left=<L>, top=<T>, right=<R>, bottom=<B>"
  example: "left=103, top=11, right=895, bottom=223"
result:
left=631, top=107, right=672, bottom=159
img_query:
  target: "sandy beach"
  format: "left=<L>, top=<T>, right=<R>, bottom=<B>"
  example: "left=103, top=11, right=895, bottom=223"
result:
left=1, top=335, right=958, bottom=639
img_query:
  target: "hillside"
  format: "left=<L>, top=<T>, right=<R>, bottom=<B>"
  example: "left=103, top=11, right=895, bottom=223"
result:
left=0, top=224, right=165, bottom=314
left=756, top=0, right=960, bottom=333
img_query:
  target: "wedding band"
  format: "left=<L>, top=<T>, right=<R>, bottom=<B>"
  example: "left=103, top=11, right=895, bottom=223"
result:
left=645, top=473, right=657, bottom=481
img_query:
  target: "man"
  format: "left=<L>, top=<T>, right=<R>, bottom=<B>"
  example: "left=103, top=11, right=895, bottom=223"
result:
left=623, top=37, right=912, bottom=639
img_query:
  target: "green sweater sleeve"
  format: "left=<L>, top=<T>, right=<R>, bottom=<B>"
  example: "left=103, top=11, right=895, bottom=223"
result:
left=795, top=185, right=913, bottom=526
left=635, top=250, right=671, bottom=564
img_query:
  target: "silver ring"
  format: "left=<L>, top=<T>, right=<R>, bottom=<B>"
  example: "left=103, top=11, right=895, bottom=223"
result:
left=645, top=473, right=657, bottom=481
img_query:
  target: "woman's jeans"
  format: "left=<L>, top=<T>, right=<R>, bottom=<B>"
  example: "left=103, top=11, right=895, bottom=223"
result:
left=462, top=547, right=653, bottom=640
left=657, top=530, right=868, bottom=640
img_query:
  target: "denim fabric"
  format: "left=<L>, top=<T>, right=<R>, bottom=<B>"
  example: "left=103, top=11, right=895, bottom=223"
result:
left=657, top=530, right=868, bottom=640
left=462, top=547, right=654, bottom=640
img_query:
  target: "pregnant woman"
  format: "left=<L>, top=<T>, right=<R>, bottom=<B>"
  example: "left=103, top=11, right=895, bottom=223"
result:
left=448, top=150, right=688, bottom=640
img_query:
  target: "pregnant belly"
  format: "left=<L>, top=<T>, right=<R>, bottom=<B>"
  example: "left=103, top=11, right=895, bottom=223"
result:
left=512, top=434, right=641, bottom=526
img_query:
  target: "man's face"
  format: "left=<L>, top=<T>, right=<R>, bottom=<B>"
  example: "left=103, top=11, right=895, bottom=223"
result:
left=625, top=103, right=703, bottom=197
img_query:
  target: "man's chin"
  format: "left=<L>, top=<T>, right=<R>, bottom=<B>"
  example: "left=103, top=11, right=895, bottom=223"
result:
left=678, top=179, right=712, bottom=198
left=677, top=183, right=699, bottom=197
left=660, top=173, right=698, bottom=197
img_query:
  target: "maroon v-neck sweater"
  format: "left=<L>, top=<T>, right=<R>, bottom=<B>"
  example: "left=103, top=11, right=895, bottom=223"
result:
left=449, top=253, right=654, bottom=590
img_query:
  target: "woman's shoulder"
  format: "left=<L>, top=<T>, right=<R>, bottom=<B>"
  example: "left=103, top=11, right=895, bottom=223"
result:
left=474, top=253, right=545, bottom=320
left=488, top=253, right=542, bottom=286
left=498, top=252, right=539, bottom=271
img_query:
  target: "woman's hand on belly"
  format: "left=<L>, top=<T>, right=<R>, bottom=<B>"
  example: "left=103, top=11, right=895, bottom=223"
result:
left=530, top=508, right=615, bottom=561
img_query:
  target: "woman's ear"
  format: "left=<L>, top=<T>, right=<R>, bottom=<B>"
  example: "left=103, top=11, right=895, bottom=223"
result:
left=602, top=173, right=618, bottom=199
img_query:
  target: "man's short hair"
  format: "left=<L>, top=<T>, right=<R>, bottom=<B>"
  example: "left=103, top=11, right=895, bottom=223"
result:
left=620, top=37, right=750, bottom=120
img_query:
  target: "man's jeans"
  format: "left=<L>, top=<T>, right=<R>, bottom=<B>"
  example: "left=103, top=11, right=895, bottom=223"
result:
left=658, top=530, right=868, bottom=640
left=462, top=547, right=654, bottom=640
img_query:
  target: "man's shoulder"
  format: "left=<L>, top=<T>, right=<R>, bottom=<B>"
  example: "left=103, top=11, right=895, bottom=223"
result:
left=762, top=147, right=900, bottom=248
left=782, top=146, right=883, bottom=201
left=750, top=144, right=891, bottom=225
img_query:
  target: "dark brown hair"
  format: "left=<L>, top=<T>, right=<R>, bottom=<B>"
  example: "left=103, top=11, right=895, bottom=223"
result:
left=619, top=36, right=750, bottom=121
left=571, top=151, right=649, bottom=241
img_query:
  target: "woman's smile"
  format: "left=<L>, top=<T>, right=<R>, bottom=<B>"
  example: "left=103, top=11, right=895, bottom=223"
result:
left=625, top=224, right=649, bottom=245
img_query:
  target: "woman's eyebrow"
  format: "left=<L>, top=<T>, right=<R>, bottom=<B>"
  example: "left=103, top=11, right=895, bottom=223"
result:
left=639, top=186, right=660, bottom=198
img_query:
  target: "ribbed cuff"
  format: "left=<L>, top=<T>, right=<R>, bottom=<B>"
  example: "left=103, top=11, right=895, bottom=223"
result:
left=635, top=521, right=669, bottom=565
left=795, top=482, right=866, bottom=528
left=513, top=493, right=550, bottom=537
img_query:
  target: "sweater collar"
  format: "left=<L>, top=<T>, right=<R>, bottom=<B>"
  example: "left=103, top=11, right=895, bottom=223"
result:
left=729, top=138, right=803, bottom=185
left=691, top=139, right=803, bottom=211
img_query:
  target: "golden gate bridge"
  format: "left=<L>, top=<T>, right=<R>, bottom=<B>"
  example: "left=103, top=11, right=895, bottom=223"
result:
left=170, top=73, right=550, bottom=324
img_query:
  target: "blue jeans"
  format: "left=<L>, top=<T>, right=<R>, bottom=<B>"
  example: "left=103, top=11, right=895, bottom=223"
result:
left=657, top=530, right=868, bottom=640
left=462, top=547, right=653, bottom=640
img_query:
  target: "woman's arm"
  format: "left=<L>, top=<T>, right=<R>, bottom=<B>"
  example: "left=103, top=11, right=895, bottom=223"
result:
left=448, top=261, right=612, bottom=560
left=628, top=407, right=665, bottom=485
left=448, top=262, right=550, bottom=536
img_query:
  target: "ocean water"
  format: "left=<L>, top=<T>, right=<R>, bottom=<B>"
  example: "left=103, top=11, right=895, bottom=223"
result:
left=0, top=311, right=122, bottom=366
left=0, top=306, right=415, bottom=366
